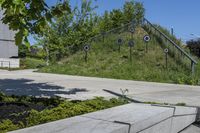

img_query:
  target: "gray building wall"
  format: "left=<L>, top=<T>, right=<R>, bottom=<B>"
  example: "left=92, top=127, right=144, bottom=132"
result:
left=0, top=10, right=18, bottom=58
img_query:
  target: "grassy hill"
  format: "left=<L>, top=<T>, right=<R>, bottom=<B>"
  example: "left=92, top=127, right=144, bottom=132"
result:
left=38, top=26, right=200, bottom=85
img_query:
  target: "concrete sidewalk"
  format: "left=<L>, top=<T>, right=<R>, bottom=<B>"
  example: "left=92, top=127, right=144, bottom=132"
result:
left=0, top=69, right=200, bottom=106
left=181, top=125, right=200, bottom=133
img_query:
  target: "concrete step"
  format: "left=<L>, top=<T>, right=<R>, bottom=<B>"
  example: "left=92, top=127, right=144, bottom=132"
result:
left=9, top=103, right=197, bottom=133
left=180, top=125, right=200, bottom=133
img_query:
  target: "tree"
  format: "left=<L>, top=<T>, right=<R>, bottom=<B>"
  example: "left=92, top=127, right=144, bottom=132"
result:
left=34, top=0, right=145, bottom=62
left=19, top=44, right=29, bottom=58
left=123, top=0, right=135, bottom=24
left=110, top=9, right=124, bottom=29
left=0, top=0, right=71, bottom=46
left=123, top=0, right=145, bottom=25
left=99, top=11, right=111, bottom=31
left=35, top=0, right=97, bottom=62
left=187, top=39, right=200, bottom=57
left=134, top=2, right=145, bottom=25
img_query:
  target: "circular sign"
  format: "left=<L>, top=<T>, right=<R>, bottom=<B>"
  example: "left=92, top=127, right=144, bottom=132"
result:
left=129, top=27, right=135, bottom=33
left=128, top=40, right=135, bottom=47
left=117, top=38, right=123, bottom=45
left=164, top=48, right=169, bottom=53
left=83, top=45, right=90, bottom=52
left=143, top=35, right=151, bottom=42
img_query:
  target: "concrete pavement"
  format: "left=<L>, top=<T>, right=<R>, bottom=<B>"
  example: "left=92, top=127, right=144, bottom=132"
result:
left=180, top=125, right=200, bottom=133
left=0, top=69, right=200, bottom=106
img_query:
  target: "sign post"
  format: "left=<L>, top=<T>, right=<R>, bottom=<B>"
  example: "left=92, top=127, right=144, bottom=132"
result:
left=129, top=27, right=135, bottom=39
left=128, top=40, right=135, bottom=62
left=164, top=48, right=169, bottom=69
left=83, top=45, right=90, bottom=62
left=143, top=35, right=151, bottom=53
left=117, top=38, right=123, bottom=53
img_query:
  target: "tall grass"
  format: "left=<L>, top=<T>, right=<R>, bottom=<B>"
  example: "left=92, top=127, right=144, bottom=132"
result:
left=39, top=27, right=199, bottom=85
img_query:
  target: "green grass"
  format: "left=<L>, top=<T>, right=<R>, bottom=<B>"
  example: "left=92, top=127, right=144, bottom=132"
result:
left=20, top=57, right=46, bottom=69
left=39, top=27, right=200, bottom=85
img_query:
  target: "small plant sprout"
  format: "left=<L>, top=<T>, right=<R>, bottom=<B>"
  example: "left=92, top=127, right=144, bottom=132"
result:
left=120, top=88, right=129, bottom=97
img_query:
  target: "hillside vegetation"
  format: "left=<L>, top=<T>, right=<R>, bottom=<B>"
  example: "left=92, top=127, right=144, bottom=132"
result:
left=18, top=0, right=199, bottom=85
left=39, top=27, right=200, bottom=85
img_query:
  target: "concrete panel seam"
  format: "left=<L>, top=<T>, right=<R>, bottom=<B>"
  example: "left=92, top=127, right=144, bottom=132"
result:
left=151, top=104, right=176, bottom=115
left=178, top=124, right=197, bottom=133
left=135, top=116, right=172, bottom=133
left=114, top=121, right=131, bottom=133
left=173, top=114, right=197, bottom=117
left=132, top=109, right=174, bottom=130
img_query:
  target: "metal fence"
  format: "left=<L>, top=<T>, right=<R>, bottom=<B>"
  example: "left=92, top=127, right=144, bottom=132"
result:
left=87, top=22, right=134, bottom=44
left=0, top=60, right=11, bottom=69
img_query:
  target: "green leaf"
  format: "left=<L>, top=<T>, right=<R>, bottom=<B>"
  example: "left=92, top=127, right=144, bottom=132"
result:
left=13, top=0, right=22, bottom=5
left=15, top=31, right=23, bottom=46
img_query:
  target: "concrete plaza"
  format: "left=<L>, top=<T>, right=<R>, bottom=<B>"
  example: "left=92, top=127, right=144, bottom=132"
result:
left=0, top=69, right=200, bottom=106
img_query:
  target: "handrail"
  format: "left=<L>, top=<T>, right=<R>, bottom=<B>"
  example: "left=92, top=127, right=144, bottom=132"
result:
left=143, top=18, right=198, bottom=64
left=88, top=22, right=133, bottom=42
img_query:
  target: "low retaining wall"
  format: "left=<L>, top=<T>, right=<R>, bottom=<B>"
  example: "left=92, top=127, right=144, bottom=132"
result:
left=0, top=58, right=20, bottom=68
left=9, top=103, right=197, bottom=133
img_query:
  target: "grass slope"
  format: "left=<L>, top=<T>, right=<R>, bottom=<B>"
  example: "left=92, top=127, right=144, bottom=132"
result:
left=39, top=27, right=200, bottom=85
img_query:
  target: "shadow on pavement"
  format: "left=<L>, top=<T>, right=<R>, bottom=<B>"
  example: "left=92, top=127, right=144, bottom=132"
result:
left=0, top=79, right=88, bottom=97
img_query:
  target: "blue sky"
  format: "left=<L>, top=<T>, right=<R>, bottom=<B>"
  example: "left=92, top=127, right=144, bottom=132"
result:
left=29, top=0, right=200, bottom=44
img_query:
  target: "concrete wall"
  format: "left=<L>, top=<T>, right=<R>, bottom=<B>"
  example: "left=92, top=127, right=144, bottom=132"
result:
left=0, top=58, right=20, bottom=68
left=0, top=10, right=18, bottom=58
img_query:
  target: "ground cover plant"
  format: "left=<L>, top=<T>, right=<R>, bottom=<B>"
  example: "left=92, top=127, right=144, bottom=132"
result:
left=0, top=92, right=128, bottom=133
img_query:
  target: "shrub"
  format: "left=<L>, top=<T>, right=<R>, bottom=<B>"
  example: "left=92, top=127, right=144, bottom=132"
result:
left=20, top=58, right=46, bottom=69
left=0, top=96, right=128, bottom=132
left=26, top=97, right=128, bottom=127
left=0, top=120, right=20, bottom=133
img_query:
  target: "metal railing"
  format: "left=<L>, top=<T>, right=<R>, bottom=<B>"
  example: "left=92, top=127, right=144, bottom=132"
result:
left=0, top=38, right=15, bottom=42
left=143, top=18, right=198, bottom=74
left=87, top=22, right=133, bottom=43
left=83, top=18, right=198, bottom=74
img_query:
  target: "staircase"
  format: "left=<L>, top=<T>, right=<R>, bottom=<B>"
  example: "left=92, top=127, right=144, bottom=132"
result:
left=142, top=18, right=198, bottom=74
